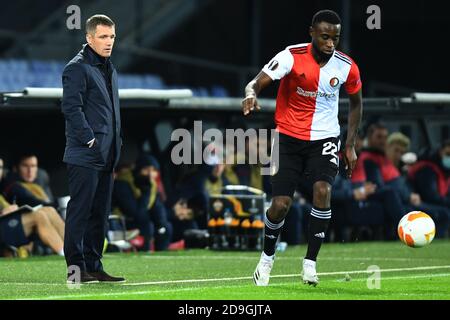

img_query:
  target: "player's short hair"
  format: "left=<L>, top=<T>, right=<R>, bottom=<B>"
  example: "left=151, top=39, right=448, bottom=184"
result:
left=86, top=14, right=115, bottom=35
left=387, top=132, right=410, bottom=149
left=312, top=10, right=341, bottom=26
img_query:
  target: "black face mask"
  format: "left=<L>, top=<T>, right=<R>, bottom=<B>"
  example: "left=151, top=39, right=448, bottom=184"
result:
left=134, top=174, right=150, bottom=188
left=312, top=40, right=333, bottom=61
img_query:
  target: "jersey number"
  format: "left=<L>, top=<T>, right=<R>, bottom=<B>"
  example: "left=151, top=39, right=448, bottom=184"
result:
left=322, top=141, right=339, bottom=163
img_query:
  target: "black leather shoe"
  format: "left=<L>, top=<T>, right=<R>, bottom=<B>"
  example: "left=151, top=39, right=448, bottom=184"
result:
left=89, top=270, right=126, bottom=283
left=67, top=271, right=99, bottom=284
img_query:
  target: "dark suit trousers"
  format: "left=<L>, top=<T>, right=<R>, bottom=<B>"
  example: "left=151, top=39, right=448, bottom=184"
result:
left=64, top=164, right=113, bottom=272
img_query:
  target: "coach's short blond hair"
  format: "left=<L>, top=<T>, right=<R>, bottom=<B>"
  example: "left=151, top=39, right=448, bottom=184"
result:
left=387, top=132, right=410, bottom=149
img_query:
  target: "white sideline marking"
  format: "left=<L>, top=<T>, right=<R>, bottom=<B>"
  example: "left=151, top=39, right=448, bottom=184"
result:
left=20, top=270, right=450, bottom=300
left=11, top=265, right=450, bottom=300
left=124, top=265, right=450, bottom=286
left=5, top=265, right=450, bottom=288
left=18, top=286, right=217, bottom=300
left=137, top=255, right=436, bottom=262
left=18, top=266, right=450, bottom=300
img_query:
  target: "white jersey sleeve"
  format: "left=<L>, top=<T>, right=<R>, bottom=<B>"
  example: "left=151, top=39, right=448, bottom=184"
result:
left=262, top=49, right=294, bottom=80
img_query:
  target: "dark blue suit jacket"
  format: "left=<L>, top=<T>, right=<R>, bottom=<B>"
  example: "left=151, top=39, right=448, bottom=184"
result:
left=61, top=44, right=122, bottom=170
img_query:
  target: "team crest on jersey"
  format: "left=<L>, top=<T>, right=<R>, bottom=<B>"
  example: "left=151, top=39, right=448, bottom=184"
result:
left=329, top=77, right=339, bottom=87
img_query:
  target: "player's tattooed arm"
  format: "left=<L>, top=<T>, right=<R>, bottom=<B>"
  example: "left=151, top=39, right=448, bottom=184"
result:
left=242, top=71, right=273, bottom=115
left=344, top=88, right=363, bottom=178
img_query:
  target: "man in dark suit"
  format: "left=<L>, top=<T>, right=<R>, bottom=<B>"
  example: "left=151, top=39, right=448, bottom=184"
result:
left=62, top=14, right=124, bottom=284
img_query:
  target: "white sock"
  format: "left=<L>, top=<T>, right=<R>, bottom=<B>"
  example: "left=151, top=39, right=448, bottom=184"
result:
left=261, top=252, right=274, bottom=262
left=58, top=249, right=65, bottom=257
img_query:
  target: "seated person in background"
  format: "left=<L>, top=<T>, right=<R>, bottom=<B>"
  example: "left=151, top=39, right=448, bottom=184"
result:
left=408, top=139, right=450, bottom=236
left=331, top=156, right=384, bottom=241
left=112, top=153, right=172, bottom=251
left=352, top=123, right=399, bottom=186
left=385, top=133, right=449, bottom=237
left=351, top=123, right=409, bottom=238
left=386, top=132, right=411, bottom=173
left=112, top=163, right=154, bottom=251
left=353, top=124, right=448, bottom=237
left=205, top=163, right=228, bottom=195
left=0, top=157, right=64, bottom=256
left=166, top=166, right=209, bottom=231
left=3, top=153, right=56, bottom=208
left=204, top=147, right=243, bottom=196
left=168, top=194, right=206, bottom=243
left=0, top=196, right=65, bottom=257
left=409, top=139, right=450, bottom=207
left=169, top=143, right=220, bottom=229
left=204, top=143, right=264, bottom=196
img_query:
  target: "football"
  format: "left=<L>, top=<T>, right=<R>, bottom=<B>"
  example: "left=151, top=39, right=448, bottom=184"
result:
left=398, top=211, right=436, bottom=248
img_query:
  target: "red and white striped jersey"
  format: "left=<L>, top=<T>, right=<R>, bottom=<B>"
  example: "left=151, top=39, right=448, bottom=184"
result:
left=262, top=43, right=362, bottom=141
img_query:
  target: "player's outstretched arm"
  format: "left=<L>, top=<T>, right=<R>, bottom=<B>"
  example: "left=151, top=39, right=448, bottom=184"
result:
left=242, top=71, right=273, bottom=116
left=344, top=88, right=363, bottom=178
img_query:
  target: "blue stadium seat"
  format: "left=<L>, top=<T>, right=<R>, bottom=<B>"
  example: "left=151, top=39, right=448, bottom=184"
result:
left=211, top=85, right=229, bottom=97
left=7, top=59, right=29, bottom=73
left=0, top=61, right=8, bottom=73
left=49, top=60, right=65, bottom=73
left=30, top=60, right=52, bottom=73
left=143, top=74, right=165, bottom=89
left=193, top=87, right=210, bottom=97
left=0, top=59, right=227, bottom=95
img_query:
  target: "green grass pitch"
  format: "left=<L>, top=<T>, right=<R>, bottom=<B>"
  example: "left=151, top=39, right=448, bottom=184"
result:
left=0, top=240, right=449, bottom=300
